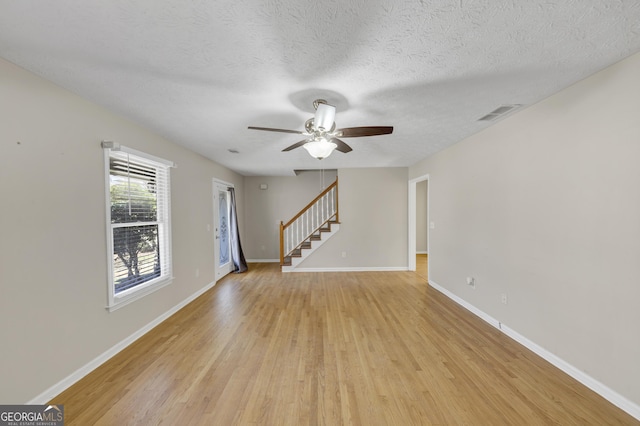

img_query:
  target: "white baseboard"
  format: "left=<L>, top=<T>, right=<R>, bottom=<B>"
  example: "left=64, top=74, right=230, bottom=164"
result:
left=288, top=266, right=409, bottom=273
left=246, top=258, right=279, bottom=263
left=428, top=279, right=640, bottom=421
left=27, top=280, right=218, bottom=405
left=428, top=280, right=500, bottom=328
left=416, top=251, right=428, bottom=255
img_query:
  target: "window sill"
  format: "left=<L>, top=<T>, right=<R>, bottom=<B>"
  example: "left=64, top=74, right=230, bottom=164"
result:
left=106, top=277, right=173, bottom=312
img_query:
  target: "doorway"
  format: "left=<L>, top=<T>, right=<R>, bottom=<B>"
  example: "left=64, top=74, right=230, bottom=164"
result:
left=408, top=174, right=429, bottom=278
left=415, top=180, right=428, bottom=280
left=213, top=180, right=233, bottom=281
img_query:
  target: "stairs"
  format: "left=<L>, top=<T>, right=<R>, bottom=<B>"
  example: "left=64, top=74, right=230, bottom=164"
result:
left=281, top=220, right=340, bottom=272
left=280, top=177, right=340, bottom=271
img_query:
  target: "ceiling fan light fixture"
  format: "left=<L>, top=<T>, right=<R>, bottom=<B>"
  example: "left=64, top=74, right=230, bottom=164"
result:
left=249, top=99, right=393, bottom=158
left=303, top=139, right=337, bottom=160
left=314, top=102, right=336, bottom=131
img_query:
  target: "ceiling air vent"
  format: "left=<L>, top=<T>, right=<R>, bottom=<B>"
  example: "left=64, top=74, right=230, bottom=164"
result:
left=477, top=104, right=522, bottom=121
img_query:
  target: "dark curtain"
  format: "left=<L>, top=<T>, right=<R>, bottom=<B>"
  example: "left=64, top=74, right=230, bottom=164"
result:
left=228, top=187, right=248, bottom=273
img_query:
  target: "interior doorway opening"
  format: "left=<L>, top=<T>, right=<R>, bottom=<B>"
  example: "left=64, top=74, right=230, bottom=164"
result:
left=408, top=174, right=429, bottom=277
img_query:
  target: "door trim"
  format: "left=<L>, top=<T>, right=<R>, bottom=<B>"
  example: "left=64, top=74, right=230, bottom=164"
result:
left=213, top=179, right=235, bottom=282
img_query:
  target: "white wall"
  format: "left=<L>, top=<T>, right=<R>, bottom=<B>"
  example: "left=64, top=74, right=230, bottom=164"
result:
left=298, top=167, right=409, bottom=270
left=416, top=180, right=428, bottom=253
left=0, top=58, right=244, bottom=403
left=243, top=170, right=337, bottom=260
left=409, top=52, right=640, bottom=407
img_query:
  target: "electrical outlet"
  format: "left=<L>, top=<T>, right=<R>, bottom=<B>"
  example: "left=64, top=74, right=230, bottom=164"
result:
left=341, top=251, right=347, bottom=258
left=501, top=293, right=508, bottom=304
left=195, top=268, right=200, bottom=278
left=466, top=277, right=476, bottom=288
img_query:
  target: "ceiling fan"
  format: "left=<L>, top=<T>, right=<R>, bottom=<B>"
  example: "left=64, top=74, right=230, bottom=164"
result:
left=248, top=99, right=393, bottom=159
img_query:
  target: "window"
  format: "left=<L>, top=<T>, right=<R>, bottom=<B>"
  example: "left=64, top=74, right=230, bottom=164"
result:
left=102, top=142, right=174, bottom=311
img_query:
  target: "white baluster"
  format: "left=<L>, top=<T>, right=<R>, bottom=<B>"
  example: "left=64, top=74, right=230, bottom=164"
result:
left=331, top=186, right=336, bottom=216
left=322, top=195, right=325, bottom=221
left=331, top=188, right=335, bottom=216
left=326, top=194, right=329, bottom=219
left=322, top=195, right=329, bottom=222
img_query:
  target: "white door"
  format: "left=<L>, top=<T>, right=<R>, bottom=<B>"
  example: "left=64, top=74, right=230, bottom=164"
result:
left=214, top=181, right=233, bottom=281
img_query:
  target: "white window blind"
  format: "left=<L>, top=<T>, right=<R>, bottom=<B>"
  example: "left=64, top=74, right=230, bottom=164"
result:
left=103, top=142, right=174, bottom=311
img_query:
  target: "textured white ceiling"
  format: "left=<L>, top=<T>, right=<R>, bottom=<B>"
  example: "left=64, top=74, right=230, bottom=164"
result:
left=1, top=0, right=640, bottom=175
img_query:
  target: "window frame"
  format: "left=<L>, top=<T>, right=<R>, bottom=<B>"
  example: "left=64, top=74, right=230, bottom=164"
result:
left=102, top=142, right=175, bottom=312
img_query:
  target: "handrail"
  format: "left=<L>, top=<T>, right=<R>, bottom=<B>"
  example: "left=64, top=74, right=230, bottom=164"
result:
left=280, top=177, right=339, bottom=266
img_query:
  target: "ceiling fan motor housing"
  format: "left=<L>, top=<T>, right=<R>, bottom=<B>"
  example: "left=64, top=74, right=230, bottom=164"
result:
left=314, top=102, right=336, bottom=132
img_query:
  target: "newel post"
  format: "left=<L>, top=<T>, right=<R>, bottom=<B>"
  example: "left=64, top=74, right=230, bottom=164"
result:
left=279, top=221, right=284, bottom=266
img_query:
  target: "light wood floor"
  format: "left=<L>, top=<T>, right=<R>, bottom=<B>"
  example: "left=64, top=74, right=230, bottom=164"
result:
left=416, top=253, right=428, bottom=281
left=52, top=263, right=638, bottom=425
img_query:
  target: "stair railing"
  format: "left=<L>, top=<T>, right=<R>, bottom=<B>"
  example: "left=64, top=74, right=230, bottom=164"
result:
left=280, top=177, right=339, bottom=266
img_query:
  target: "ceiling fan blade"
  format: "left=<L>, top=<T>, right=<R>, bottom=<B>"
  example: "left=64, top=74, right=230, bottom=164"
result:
left=331, top=138, right=352, bottom=153
left=282, top=139, right=309, bottom=152
left=337, top=126, right=394, bottom=138
left=248, top=126, right=305, bottom=135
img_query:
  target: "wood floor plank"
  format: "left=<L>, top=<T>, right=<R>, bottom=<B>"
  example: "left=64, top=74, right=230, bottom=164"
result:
left=51, top=262, right=638, bottom=425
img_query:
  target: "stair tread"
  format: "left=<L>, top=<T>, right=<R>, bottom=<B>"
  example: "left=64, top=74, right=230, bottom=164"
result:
left=281, top=215, right=340, bottom=271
